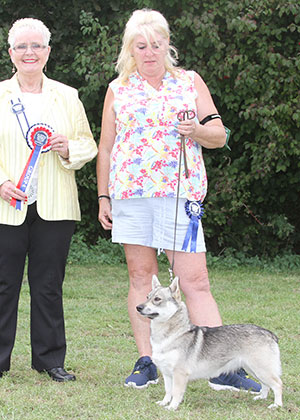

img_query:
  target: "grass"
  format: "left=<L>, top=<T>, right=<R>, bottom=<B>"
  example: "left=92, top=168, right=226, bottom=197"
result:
left=0, top=262, right=299, bottom=420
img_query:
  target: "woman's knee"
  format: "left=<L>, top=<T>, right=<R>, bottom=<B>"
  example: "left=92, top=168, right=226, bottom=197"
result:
left=180, top=268, right=211, bottom=295
left=125, top=245, right=158, bottom=290
left=128, top=267, right=156, bottom=290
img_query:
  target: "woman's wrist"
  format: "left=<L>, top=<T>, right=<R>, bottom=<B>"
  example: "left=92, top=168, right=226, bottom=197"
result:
left=98, top=194, right=110, bottom=201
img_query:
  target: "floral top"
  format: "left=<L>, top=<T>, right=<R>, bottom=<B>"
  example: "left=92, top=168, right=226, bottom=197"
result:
left=109, top=69, right=207, bottom=201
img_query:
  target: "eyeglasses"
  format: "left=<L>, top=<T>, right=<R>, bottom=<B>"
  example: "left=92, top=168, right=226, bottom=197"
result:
left=12, top=43, right=47, bottom=53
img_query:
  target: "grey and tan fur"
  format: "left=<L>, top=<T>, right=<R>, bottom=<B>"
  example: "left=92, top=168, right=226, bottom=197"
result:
left=137, top=275, right=282, bottom=410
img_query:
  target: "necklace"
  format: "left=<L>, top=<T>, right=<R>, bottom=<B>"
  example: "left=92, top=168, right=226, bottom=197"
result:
left=17, top=75, right=43, bottom=93
left=137, top=70, right=165, bottom=91
left=150, top=79, right=163, bottom=90
left=147, top=74, right=165, bottom=91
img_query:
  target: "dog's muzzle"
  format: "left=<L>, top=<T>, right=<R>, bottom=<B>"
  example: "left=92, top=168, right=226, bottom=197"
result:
left=136, top=304, right=159, bottom=319
left=136, top=304, right=145, bottom=313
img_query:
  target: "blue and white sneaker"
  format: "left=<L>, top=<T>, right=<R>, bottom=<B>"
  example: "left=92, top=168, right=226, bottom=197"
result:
left=124, top=356, right=159, bottom=389
left=209, top=369, right=261, bottom=393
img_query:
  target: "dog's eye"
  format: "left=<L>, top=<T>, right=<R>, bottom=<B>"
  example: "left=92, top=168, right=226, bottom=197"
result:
left=154, top=297, right=161, bottom=303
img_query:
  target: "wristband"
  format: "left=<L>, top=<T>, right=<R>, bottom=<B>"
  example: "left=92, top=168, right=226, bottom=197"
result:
left=98, top=195, right=110, bottom=201
left=200, top=114, right=222, bottom=125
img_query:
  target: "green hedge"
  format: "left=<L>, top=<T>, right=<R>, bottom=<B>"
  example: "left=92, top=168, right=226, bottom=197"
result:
left=0, top=0, right=299, bottom=257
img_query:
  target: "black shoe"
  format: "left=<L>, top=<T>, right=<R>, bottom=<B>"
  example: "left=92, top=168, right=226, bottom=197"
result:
left=0, top=370, right=8, bottom=378
left=46, top=367, right=76, bottom=382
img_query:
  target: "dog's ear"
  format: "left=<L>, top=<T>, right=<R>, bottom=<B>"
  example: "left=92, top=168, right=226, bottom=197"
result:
left=152, top=274, right=161, bottom=290
left=169, top=276, right=181, bottom=302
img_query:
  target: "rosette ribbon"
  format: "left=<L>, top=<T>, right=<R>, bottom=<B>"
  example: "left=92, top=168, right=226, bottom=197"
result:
left=10, top=98, right=53, bottom=210
left=182, top=200, right=204, bottom=253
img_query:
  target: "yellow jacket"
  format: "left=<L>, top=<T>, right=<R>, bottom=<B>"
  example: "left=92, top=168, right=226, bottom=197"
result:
left=0, top=74, right=98, bottom=225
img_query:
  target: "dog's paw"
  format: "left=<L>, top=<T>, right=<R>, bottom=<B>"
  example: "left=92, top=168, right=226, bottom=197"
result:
left=253, top=393, right=267, bottom=401
left=156, top=398, right=171, bottom=407
left=268, top=403, right=282, bottom=409
left=165, top=403, right=179, bottom=411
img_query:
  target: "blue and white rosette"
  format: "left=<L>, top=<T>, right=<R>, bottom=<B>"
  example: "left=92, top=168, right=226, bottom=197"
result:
left=182, top=200, right=204, bottom=253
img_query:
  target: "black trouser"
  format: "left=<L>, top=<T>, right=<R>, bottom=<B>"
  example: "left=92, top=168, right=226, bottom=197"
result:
left=0, top=203, right=75, bottom=372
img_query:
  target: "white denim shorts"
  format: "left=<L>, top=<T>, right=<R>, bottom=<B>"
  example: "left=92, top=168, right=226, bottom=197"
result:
left=111, top=197, right=206, bottom=253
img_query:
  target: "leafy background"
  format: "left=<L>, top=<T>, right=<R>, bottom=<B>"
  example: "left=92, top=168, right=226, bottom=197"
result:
left=0, top=0, right=299, bottom=257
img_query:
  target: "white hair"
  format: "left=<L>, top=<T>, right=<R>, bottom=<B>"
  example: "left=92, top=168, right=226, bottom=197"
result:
left=8, top=18, right=51, bottom=47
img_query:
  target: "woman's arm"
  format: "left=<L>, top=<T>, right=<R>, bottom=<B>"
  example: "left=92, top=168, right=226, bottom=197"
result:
left=177, top=72, right=226, bottom=149
left=96, top=87, right=116, bottom=230
left=55, top=92, right=98, bottom=170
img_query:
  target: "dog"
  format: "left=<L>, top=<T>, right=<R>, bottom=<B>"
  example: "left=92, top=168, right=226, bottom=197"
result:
left=136, top=275, right=282, bottom=410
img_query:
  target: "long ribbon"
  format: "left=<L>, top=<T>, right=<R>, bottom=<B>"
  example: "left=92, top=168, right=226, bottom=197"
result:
left=11, top=99, right=30, bottom=138
left=10, top=98, right=53, bottom=210
left=10, top=144, right=42, bottom=210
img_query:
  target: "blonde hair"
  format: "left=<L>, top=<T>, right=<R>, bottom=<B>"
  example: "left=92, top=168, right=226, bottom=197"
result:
left=8, top=18, right=51, bottom=47
left=116, top=9, right=179, bottom=82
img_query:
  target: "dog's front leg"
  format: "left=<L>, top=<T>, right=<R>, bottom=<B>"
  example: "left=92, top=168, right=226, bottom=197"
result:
left=156, top=373, right=173, bottom=407
left=167, top=369, right=189, bottom=410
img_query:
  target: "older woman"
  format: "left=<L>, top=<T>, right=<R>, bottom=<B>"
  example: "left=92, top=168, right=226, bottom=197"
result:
left=0, top=18, right=97, bottom=381
left=97, top=9, right=260, bottom=392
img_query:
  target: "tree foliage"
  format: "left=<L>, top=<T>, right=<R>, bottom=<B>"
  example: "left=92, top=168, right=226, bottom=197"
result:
left=0, top=0, right=299, bottom=256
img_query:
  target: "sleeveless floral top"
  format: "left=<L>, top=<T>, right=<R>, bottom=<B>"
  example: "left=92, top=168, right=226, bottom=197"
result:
left=109, top=69, right=207, bottom=201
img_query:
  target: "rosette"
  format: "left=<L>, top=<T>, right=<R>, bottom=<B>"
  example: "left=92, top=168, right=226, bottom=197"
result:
left=10, top=123, right=54, bottom=210
left=182, top=200, right=204, bottom=253
left=10, top=97, right=55, bottom=210
left=26, top=123, right=53, bottom=153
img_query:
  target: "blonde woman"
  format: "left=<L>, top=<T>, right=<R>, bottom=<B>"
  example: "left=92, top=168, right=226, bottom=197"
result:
left=0, top=18, right=97, bottom=381
left=97, top=9, right=260, bottom=392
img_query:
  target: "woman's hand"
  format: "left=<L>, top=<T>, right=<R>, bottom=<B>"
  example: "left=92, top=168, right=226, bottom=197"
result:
left=0, top=180, right=27, bottom=204
left=50, top=133, right=69, bottom=159
left=177, top=119, right=197, bottom=139
left=98, top=198, right=113, bottom=230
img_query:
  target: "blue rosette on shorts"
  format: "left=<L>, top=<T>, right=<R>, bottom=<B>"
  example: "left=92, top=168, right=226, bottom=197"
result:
left=182, top=200, right=204, bottom=253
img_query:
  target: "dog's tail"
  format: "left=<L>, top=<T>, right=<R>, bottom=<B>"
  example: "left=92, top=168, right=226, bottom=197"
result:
left=268, top=330, right=279, bottom=343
